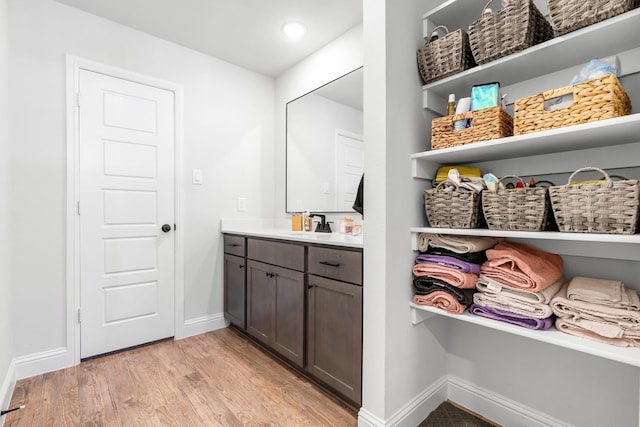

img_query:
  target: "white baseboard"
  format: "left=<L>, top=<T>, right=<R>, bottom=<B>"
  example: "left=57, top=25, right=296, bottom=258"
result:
left=13, top=347, right=72, bottom=381
left=358, top=375, right=448, bottom=427
left=0, top=359, right=16, bottom=426
left=359, top=375, right=571, bottom=427
left=181, top=312, right=228, bottom=339
left=447, top=375, right=573, bottom=427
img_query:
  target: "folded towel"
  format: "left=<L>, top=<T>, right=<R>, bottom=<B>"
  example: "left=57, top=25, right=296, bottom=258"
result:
left=413, top=291, right=467, bottom=314
left=476, top=275, right=563, bottom=305
left=413, top=277, right=476, bottom=306
left=473, top=292, right=554, bottom=319
left=551, top=283, right=640, bottom=329
left=469, top=304, right=554, bottom=330
left=481, top=241, right=563, bottom=293
left=418, top=233, right=503, bottom=253
left=415, top=254, right=481, bottom=274
left=556, top=318, right=640, bottom=348
left=412, top=263, right=478, bottom=289
left=425, top=246, right=488, bottom=264
left=567, top=276, right=640, bottom=311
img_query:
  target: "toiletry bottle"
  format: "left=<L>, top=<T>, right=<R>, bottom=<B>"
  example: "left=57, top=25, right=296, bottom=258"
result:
left=291, top=212, right=302, bottom=231
left=303, top=210, right=312, bottom=232
left=446, top=94, right=456, bottom=116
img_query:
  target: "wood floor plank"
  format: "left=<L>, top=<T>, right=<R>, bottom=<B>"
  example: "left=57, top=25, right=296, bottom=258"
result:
left=5, top=327, right=357, bottom=427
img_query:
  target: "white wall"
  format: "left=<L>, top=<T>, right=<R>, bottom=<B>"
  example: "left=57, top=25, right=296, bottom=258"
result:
left=275, top=24, right=363, bottom=220
left=9, top=0, right=274, bottom=369
left=0, top=0, right=15, bottom=413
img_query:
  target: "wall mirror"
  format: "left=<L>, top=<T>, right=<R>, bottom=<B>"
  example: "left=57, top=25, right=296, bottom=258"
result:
left=286, top=67, right=363, bottom=213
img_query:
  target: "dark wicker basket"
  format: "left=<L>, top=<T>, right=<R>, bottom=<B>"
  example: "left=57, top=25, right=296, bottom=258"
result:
left=549, top=167, right=640, bottom=234
left=424, top=182, right=483, bottom=229
left=417, top=26, right=476, bottom=84
left=469, top=0, right=554, bottom=65
left=482, top=176, right=552, bottom=231
left=548, top=0, right=640, bottom=36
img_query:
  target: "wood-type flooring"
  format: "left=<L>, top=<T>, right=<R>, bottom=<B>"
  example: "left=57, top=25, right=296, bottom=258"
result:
left=5, top=327, right=357, bottom=426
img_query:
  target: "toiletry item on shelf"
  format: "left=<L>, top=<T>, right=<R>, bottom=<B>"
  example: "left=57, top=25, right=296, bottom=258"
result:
left=291, top=213, right=302, bottom=231
left=453, top=97, right=471, bottom=130
left=483, top=173, right=498, bottom=192
left=447, top=94, right=456, bottom=115
left=482, top=7, right=492, bottom=18
left=471, top=82, right=500, bottom=111
left=303, top=210, right=313, bottom=232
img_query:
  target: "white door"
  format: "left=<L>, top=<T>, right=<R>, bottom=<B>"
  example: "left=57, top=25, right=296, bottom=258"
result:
left=79, top=69, right=175, bottom=359
left=335, top=130, right=364, bottom=211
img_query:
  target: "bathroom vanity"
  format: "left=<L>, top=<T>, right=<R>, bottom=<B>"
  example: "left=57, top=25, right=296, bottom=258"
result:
left=222, top=227, right=363, bottom=407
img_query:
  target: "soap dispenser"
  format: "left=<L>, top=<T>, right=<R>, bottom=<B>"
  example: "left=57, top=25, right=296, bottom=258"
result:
left=303, top=210, right=312, bottom=232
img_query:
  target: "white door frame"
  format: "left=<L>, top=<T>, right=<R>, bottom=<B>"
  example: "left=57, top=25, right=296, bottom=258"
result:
left=65, top=55, right=185, bottom=365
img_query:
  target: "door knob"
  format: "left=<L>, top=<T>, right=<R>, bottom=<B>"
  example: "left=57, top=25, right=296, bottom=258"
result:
left=161, top=224, right=172, bottom=232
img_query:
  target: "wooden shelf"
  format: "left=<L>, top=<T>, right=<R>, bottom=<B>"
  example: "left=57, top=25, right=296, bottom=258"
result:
left=421, top=8, right=640, bottom=98
left=411, top=114, right=640, bottom=179
left=410, top=303, right=640, bottom=368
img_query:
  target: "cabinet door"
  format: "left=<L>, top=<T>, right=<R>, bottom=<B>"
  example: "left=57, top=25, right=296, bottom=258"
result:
left=272, top=265, right=305, bottom=367
left=246, top=260, right=275, bottom=346
left=307, top=274, right=362, bottom=405
left=223, top=254, right=246, bottom=329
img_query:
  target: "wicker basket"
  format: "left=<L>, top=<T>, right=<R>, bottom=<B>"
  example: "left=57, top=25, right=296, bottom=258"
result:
left=417, top=26, right=476, bottom=84
left=482, top=176, right=552, bottom=231
left=424, top=182, right=483, bottom=229
left=513, top=74, right=631, bottom=136
left=549, top=167, right=640, bottom=234
left=548, top=0, right=640, bottom=36
left=431, top=106, right=513, bottom=150
left=469, top=0, right=553, bottom=65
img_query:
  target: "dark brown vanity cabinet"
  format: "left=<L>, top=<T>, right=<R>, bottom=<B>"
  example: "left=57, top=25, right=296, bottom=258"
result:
left=223, top=235, right=246, bottom=329
left=307, top=246, right=363, bottom=405
left=246, top=238, right=305, bottom=368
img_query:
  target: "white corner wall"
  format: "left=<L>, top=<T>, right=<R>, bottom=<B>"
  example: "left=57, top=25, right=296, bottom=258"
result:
left=275, top=23, right=363, bottom=220
left=9, top=0, right=274, bottom=375
left=0, top=0, right=16, bottom=414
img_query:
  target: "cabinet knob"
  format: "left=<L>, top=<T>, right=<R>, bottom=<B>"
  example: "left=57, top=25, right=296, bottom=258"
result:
left=265, top=272, right=276, bottom=278
left=239, top=265, right=245, bottom=269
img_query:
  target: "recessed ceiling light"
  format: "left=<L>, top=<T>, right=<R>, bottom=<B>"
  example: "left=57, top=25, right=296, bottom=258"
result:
left=282, top=22, right=307, bottom=39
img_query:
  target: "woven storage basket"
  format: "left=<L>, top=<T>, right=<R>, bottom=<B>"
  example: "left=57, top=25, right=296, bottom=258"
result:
left=417, top=26, right=476, bottom=84
left=482, top=176, right=552, bottom=231
left=548, top=0, right=640, bottom=36
left=549, top=167, right=640, bottom=234
left=469, top=0, right=553, bottom=65
left=513, top=74, right=631, bottom=135
left=431, top=106, right=513, bottom=150
left=424, top=182, right=483, bottom=229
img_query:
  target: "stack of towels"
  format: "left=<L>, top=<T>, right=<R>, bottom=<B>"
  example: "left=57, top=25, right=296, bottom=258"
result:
left=551, top=277, right=640, bottom=347
left=412, top=234, right=502, bottom=314
left=470, top=241, right=564, bottom=330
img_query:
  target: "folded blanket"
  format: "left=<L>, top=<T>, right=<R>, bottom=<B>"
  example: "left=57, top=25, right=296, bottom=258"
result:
left=473, top=292, right=554, bottom=319
left=418, top=233, right=503, bottom=253
left=567, top=276, right=640, bottom=311
left=413, top=277, right=476, bottom=306
left=556, top=318, right=640, bottom=348
left=412, top=263, right=478, bottom=289
left=415, top=254, right=481, bottom=274
left=425, top=246, right=487, bottom=265
left=476, top=275, right=563, bottom=305
left=413, top=291, right=467, bottom=314
left=551, top=283, right=640, bottom=329
left=469, top=304, right=554, bottom=330
left=481, top=241, right=563, bottom=293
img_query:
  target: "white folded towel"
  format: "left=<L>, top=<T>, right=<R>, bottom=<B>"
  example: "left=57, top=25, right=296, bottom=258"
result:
left=477, top=275, right=563, bottom=305
left=473, top=292, right=554, bottom=319
left=556, top=318, right=640, bottom=348
left=567, top=276, right=640, bottom=310
left=418, top=233, right=503, bottom=253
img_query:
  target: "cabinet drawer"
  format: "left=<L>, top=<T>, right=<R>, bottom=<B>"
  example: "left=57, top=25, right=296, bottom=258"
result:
left=308, top=246, right=362, bottom=285
left=247, top=238, right=305, bottom=271
left=223, top=234, right=245, bottom=257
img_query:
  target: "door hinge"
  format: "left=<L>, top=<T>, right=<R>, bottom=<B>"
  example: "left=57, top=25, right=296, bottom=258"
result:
left=77, top=308, right=82, bottom=323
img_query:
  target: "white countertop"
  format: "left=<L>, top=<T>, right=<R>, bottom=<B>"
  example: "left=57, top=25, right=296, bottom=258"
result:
left=221, top=218, right=364, bottom=249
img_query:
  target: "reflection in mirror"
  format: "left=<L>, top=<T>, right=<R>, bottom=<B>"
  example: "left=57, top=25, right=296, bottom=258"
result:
left=286, top=67, right=363, bottom=213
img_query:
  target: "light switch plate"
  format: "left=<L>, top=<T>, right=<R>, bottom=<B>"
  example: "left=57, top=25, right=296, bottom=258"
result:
left=237, top=197, right=247, bottom=212
left=192, top=169, right=203, bottom=185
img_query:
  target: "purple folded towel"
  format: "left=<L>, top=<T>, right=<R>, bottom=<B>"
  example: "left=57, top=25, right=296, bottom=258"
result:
left=469, top=304, right=554, bottom=330
left=415, top=254, right=481, bottom=274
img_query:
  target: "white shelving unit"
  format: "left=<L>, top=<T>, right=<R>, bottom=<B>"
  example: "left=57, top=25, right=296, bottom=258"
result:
left=412, top=2, right=640, bottom=372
